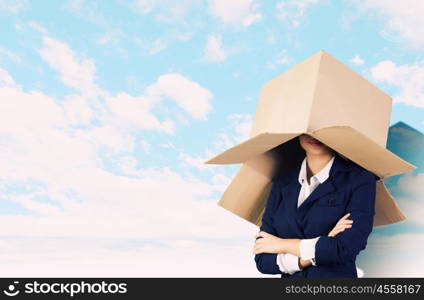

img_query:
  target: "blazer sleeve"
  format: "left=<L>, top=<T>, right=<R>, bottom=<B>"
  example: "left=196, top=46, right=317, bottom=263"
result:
left=254, top=178, right=283, bottom=275
left=314, top=170, right=377, bottom=266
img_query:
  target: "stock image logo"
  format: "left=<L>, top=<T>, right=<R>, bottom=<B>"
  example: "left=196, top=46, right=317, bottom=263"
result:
left=1, top=280, right=127, bottom=297
left=3, top=281, right=20, bottom=297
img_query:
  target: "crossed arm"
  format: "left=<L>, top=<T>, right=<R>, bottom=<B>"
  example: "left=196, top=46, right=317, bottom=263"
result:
left=253, top=171, right=376, bottom=274
left=253, top=213, right=353, bottom=270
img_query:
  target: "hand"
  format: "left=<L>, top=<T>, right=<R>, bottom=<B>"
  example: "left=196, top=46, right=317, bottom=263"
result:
left=252, top=231, right=285, bottom=255
left=298, top=213, right=353, bottom=270
left=299, top=258, right=312, bottom=269
left=328, top=213, right=353, bottom=237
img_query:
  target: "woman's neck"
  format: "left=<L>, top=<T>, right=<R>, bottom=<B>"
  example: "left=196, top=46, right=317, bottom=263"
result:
left=306, top=152, right=335, bottom=177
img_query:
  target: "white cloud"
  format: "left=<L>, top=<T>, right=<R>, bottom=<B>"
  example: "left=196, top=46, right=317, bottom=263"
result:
left=133, top=0, right=202, bottom=22
left=208, top=0, right=262, bottom=27
left=62, top=94, right=94, bottom=126
left=0, top=160, right=262, bottom=276
left=138, top=140, right=151, bottom=154
left=360, top=0, right=424, bottom=49
left=76, top=125, right=136, bottom=153
left=0, top=0, right=28, bottom=13
left=96, top=30, right=124, bottom=45
left=359, top=233, right=424, bottom=277
left=103, top=91, right=175, bottom=133
left=390, top=172, right=424, bottom=226
left=267, top=49, right=292, bottom=70
left=133, top=0, right=154, bottom=14
left=177, top=113, right=253, bottom=179
left=0, top=236, right=263, bottom=277
left=275, top=0, right=323, bottom=27
left=63, top=0, right=109, bottom=28
left=36, top=35, right=213, bottom=130
left=180, top=152, right=210, bottom=170
left=369, top=60, right=424, bottom=108
left=38, top=36, right=100, bottom=97
left=0, top=86, right=65, bottom=132
left=28, top=21, right=47, bottom=34
left=357, top=171, right=424, bottom=276
left=148, top=37, right=168, bottom=54
left=0, top=47, right=23, bottom=64
left=0, top=68, right=20, bottom=89
left=147, top=73, right=214, bottom=120
left=134, top=31, right=195, bottom=56
left=228, top=113, right=253, bottom=143
left=0, top=32, right=269, bottom=277
left=349, top=55, right=364, bottom=66
left=204, top=113, right=253, bottom=162
left=131, top=1, right=200, bottom=52
left=204, top=34, right=226, bottom=63
left=100, top=72, right=213, bottom=133
left=0, top=73, right=260, bottom=277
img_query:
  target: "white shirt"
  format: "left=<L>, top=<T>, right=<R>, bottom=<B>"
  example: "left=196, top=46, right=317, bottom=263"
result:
left=276, top=155, right=335, bottom=274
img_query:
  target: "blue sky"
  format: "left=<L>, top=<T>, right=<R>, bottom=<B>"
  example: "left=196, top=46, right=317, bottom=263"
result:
left=0, top=0, right=423, bottom=277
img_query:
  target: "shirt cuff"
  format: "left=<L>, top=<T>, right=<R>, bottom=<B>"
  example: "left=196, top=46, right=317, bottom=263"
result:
left=276, top=253, right=288, bottom=273
left=276, top=253, right=300, bottom=274
left=300, top=237, right=320, bottom=266
left=283, top=253, right=301, bottom=274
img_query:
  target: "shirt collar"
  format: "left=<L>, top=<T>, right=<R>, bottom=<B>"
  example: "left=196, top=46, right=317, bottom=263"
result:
left=298, top=155, right=335, bottom=185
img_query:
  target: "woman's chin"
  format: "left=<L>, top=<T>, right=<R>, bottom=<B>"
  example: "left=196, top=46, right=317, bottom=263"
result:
left=306, top=148, right=328, bottom=155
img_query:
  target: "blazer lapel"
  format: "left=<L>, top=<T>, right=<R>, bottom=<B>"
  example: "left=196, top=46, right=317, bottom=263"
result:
left=294, top=154, right=352, bottom=230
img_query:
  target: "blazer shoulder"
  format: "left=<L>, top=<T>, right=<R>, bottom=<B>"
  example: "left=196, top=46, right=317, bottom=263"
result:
left=273, top=167, right=298, bottom=188
left=348, top=162, right=379, bottom=188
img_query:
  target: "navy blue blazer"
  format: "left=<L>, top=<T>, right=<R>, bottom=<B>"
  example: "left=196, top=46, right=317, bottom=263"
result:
left=254, top=153, right=378, bottom=278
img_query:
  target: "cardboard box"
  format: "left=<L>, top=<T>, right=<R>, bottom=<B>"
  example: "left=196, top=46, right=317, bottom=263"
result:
left=204, top=50, right=416, bottom=227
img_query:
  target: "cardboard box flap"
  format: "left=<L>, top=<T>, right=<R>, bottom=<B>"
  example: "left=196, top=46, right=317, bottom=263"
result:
left=218, top=152, right=407, bottom=228
left=217, top=153, right=276, bottom=224
left=205, top=125, right=416, bottom=178
left=374, top=179, right=406, bottom=226
left=308, top=125, right=416, bottom=178
left=204, top=132, right=300, bottom=165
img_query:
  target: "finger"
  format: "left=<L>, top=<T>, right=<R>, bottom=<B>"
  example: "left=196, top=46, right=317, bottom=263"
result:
left=340, top=213, right=351, bottom=220
left=338, top=224, right=352, bottom=230
left=333, top=228, right=342, bottom=234
left=336, top=216, right=353, bottom=226
left=335, top=218, right=350, bottom=226
left=333, top=229, right=344, bottom=236
left=336, top=227, right=346, bottom=233
left=341, top=219, right=353, bottom=224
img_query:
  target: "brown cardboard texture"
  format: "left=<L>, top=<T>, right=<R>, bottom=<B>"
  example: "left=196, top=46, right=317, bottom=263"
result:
left=204, top=50, right=416, bottom=227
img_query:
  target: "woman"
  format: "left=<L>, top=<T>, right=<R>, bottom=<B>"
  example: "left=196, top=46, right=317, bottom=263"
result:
left=252, top=134, right=378, bottom=277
